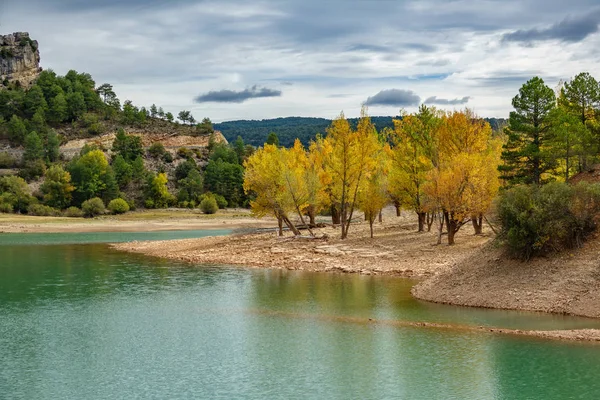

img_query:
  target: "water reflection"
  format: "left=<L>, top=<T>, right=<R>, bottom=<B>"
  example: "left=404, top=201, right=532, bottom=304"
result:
left=3, top=240, right=600, bottom=399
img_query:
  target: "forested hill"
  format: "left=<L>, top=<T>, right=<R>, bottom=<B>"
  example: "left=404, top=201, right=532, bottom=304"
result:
left=215, top=116, right=507, bottom=147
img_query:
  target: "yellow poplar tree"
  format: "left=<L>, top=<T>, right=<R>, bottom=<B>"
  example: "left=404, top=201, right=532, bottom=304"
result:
left=424, top=109, right=500, bottom=245
left=323, top=109, right=380, bottom=239
left=387, top=107, right=439, bottom=231
left=280, top=139, right=316, bottom=236
left=243, top=144, right=300, bottom=236
left=358, top=143, right=389, bottom=238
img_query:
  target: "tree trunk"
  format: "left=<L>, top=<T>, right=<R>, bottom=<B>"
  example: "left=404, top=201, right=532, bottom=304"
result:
left=378, top=209, right=383, bottom=223
left=331, top=204, right=341, bottom=225
left=426, top=212, right=435, bottom=232
left=307, top=206, right=316, bottom=228
left=471, top=214, right=483, bottom=235
left=340, top=206, right=348, bottom=239
left=369, top=218, right=374, bottom=238
left=436, top=211, right=445, bottom=245
left=277, top=215, right=283, bottom=236
left=444, top=211, right=457, bottom=245
left=282, top=215, right=301, bottom=236
left=417, top=212, right=426, bottom=232
left=394, top=201, right=401, bottom=217
left=293, top=204, right=314, bottom=237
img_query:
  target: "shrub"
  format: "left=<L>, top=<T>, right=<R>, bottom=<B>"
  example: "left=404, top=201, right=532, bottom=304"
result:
left=64, top=206, right=84, bottom=218
left=81, top=197, right=105, bottom=218
left=199, top=196, right=218, bottom=214
left=148, top=142, right=167, bottom=158
left=199, top=193, right=227, bottom=209
left=27, top=204, right=61, bottom=216
left=162, top=152, right=173, bottom=163
left=192, top=148, right=203, bottom=158
left=497, top=182, right=600, bottom=259
left=81, top=112, right=99, bottom=127
left=214, top=194, right=228, bottom=209
left=0, top=175, right=34, bottom=213
left=0, top=152, right=16, bottom=168
left=88, top=122, right=105, bottom=136
left=108, top=198, right=130, bottom=214
left=177, top=147, right=193, bottom=159
left=0, top=202, right=13, bottom=213
left=18, top=159, right=46, bottom=181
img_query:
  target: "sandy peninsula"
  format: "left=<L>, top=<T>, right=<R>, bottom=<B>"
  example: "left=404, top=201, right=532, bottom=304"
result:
left=0, top=209, right=273, bottom=233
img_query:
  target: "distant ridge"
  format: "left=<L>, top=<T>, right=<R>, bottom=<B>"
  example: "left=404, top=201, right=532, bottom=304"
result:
left=215, top=116, right=507, bottom=147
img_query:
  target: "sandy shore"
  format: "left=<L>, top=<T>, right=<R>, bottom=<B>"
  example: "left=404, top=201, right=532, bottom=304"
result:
left=0, top=209, right=274, bottom=233
left=412, top=237, right=600, bottom=320
left=113, top=213, right=491, bottom=278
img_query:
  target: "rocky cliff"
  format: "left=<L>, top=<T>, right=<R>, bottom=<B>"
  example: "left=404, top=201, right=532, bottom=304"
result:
left=0, top=32, right=41, bottom=88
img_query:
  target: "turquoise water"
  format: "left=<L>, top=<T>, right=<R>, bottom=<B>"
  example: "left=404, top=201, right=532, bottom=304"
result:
left=2, top=231, right=600, bottom=399
left=0, top=229, right=232, bottom=245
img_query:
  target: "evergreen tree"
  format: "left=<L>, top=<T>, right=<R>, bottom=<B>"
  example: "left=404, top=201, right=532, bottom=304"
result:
left=233, top=136, right=246, bottom=164
left=558, top=72, right=600, bottom=171
left=8, top=115, right=27, bottom=145
left=30, top=108, right=46, bottom=134
left=45, top=130, right=60, bottom=162
left=23, top=131, right=44, bottom=162
left=150, top=104, right=158, bottom=118
left=48, top=93, right=68, bottom=123
left=23, top=86, right=48, bottom=118
left=112, top=155, right=133, bottom=188
left=197, top=117, right=214, bottom=135
left=499, top=77, right=556, bottom=185
left=112, top=129, right=143, bottom=162
left=266, top=132, right=280, bottom=146
left=177, top=168, right=204, bottom=203
left=66, top=92, right=86, bottom=121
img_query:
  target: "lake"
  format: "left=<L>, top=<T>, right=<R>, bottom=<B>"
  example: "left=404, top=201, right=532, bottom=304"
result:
left=2, top=230, right=600, bottom=399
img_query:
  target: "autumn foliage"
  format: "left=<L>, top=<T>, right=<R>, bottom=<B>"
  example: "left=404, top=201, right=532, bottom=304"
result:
left=244, top=108, right=500, bottom=244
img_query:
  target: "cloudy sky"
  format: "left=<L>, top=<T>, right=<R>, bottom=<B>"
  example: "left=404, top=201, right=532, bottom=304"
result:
left=2, top=0, right=599, bottom=121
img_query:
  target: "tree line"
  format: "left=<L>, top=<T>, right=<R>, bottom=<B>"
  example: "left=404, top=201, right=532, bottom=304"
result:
left=244, top=107, right=500, bottom=245
left=244, top=71, right=600, bottom=252
left=216, top=116, right=507, bottom=148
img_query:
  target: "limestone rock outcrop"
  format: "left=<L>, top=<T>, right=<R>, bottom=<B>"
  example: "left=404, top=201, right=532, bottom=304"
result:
left=0, top=32, right=41, bottom=88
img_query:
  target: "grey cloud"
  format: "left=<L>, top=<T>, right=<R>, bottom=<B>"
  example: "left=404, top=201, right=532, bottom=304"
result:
left=364, top=89, right=421, bottom=107
left=347, top=44, right=392, bottom=53
left=403, top=43, right=437, bottom=52
left=416, top=59, right=451, bottom=67
left=503, top=11, right=600, bottom=43
left=424, top=96, right=470, bottom=105
left=194, top=85, right=282, bottom=103
left=348, top=42, right=436, bottom=53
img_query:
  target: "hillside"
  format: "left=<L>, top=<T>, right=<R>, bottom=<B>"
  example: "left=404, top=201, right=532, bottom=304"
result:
left=215, top=116, right=507, bottom=147
left=0, top=34, right=247, bottom=216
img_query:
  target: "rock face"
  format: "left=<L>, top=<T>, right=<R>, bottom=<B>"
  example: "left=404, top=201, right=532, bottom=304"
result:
left=0, top=32, right=41, bottom=88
